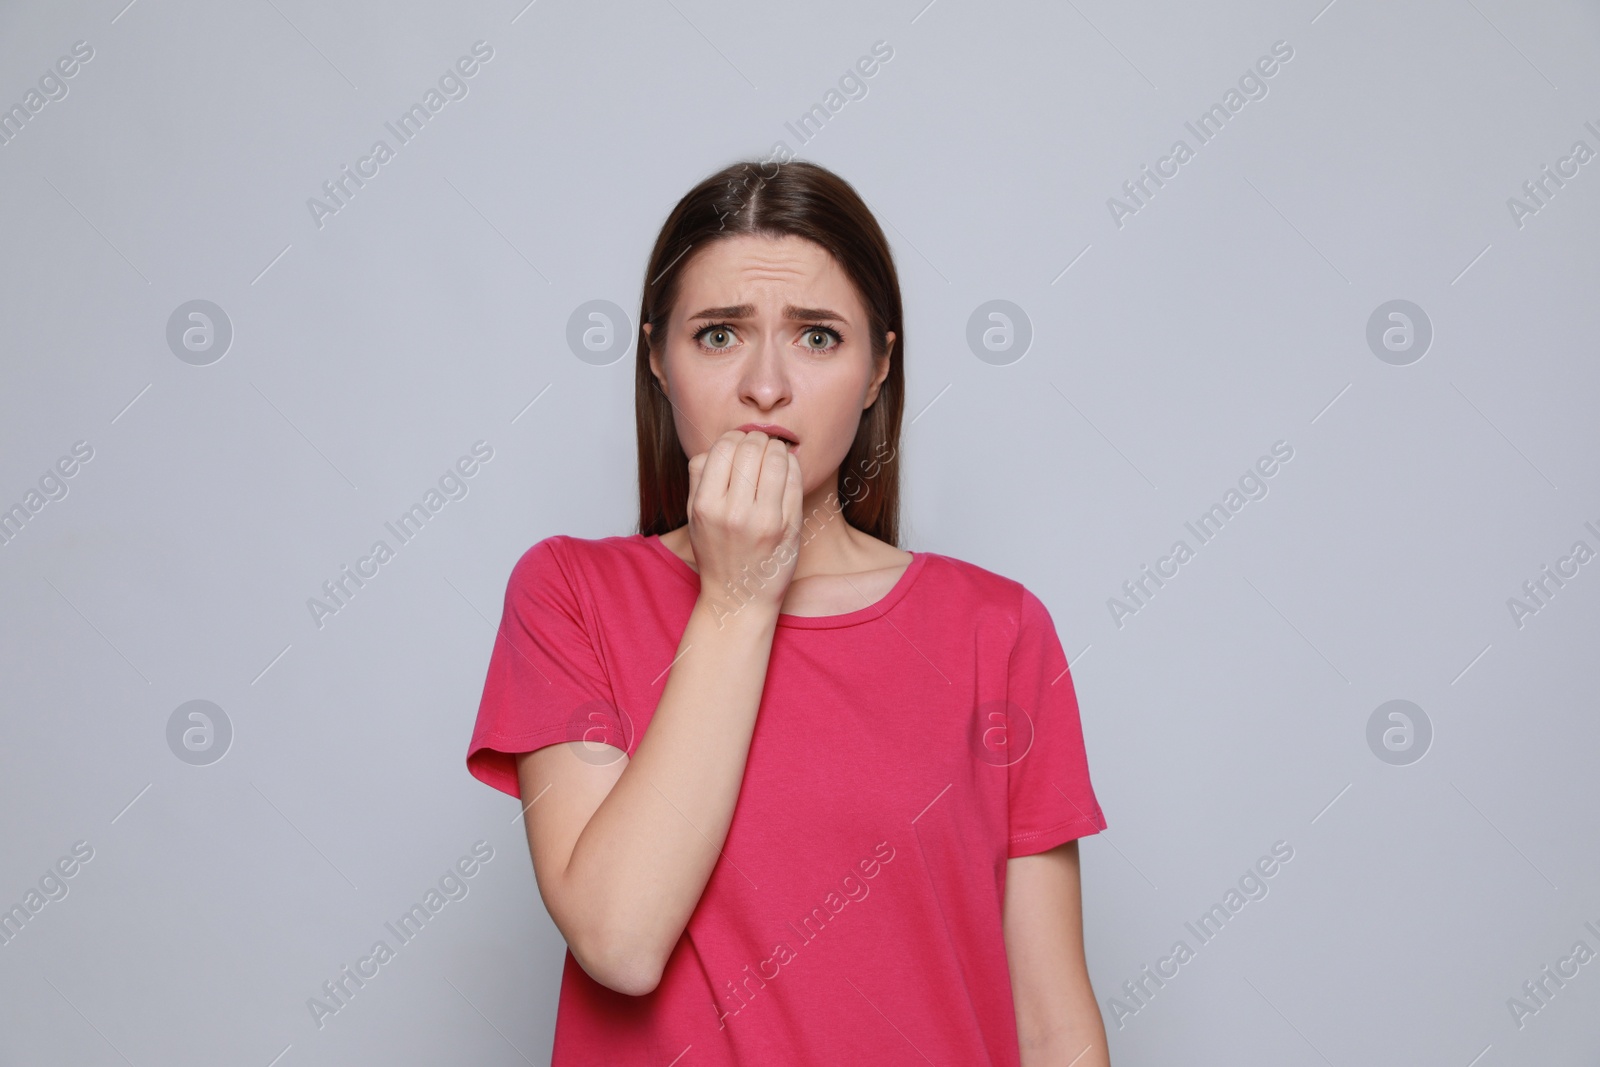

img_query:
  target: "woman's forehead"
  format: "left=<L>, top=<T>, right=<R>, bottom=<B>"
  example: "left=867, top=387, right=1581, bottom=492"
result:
left=677, top=237, right=858, bottom=316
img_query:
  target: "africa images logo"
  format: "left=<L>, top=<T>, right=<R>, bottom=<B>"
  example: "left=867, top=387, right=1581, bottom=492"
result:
left=305, top=841, right=494, bottom=1029
left=305, top=41, right=494, bottom=230
left=714, top=840, right=896, bottom=1029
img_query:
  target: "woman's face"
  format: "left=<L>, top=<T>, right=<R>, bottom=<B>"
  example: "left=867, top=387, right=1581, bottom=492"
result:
left=645, top=233, right=894, bottom=497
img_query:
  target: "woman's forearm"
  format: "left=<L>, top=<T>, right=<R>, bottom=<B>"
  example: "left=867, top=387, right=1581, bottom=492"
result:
left=1018, top=991, right=1110, bottom=1067
left=556, top=593, right=779, bottom=993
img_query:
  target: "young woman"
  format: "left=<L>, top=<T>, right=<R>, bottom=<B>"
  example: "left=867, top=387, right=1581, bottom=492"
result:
left=466, top=160, right=1111, bottom=1066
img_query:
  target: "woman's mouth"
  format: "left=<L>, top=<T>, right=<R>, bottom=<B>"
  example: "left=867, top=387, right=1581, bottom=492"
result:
left=737, top=423, right=799, bottom=448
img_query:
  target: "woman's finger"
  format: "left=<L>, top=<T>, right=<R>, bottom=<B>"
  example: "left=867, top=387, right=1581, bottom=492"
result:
left=754, top=437, right=791, bottom=522
left=687, top=451, right=707, bottom=510
left=724, top=432, right=771, bottom=511
left=696, top=432, right=739, bottom=509
left=781, top=447, right=803, bottom=536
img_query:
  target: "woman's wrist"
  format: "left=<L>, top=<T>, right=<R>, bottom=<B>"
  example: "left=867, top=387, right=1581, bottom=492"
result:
left=692, top=589, right=781, bottom=633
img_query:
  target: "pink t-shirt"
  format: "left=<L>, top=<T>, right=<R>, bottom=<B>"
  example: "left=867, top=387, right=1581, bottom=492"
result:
left=466, top=533, right=1107, bottom=1065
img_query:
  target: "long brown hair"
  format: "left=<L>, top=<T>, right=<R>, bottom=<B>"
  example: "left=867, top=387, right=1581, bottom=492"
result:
left=634, top=159, right=905, bottom=547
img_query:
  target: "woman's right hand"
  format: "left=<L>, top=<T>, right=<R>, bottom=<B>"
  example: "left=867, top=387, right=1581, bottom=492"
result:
left=685, top=430, right=804, bottom=619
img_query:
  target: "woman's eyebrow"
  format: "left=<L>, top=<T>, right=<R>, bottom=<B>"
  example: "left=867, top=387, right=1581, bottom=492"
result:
left=686, top=304, right=848, bottom=323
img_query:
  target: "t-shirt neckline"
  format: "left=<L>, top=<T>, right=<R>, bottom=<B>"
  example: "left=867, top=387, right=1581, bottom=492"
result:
left=639, top=533, right=929, bottom=629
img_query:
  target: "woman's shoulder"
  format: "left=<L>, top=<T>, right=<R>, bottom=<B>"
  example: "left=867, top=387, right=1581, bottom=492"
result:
left=504, top=532, right=659, bottom=589
left=911, top=545, right=1038, bottom=617
left=512, top=530, right=652, bottom=561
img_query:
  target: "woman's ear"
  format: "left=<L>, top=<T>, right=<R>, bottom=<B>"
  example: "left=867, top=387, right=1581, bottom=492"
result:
left=644, top=323, right=669, bottom=394
left=864, top=330, right=894, bottom=408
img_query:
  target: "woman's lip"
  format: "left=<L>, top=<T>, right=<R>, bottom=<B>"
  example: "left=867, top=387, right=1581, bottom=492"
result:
left=737, top=423, right=799, bottom=445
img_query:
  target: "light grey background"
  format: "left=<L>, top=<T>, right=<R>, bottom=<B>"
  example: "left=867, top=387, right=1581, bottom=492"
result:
left=2, top=0, right=1598, bottom=1063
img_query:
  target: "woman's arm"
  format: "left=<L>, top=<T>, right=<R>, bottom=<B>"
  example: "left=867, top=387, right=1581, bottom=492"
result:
left=515, top=431, right=802, bottom=997
left=516, top=597, right=779, bottom=995
left=1004, top=839, right=1112, bottom=1066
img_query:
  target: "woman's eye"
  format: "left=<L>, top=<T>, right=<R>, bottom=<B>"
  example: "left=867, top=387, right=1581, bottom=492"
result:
left=694, top=326, right=735, bottom=350
left=692, top=324, right=841, bottom=352
left=803, top=327, right=842, bottom=351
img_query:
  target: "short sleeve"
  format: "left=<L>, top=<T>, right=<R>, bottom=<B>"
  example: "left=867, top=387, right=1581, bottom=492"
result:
left=1005, top=587, right=1108, bottom=858
left=465, top=537, right=626, bottom=799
